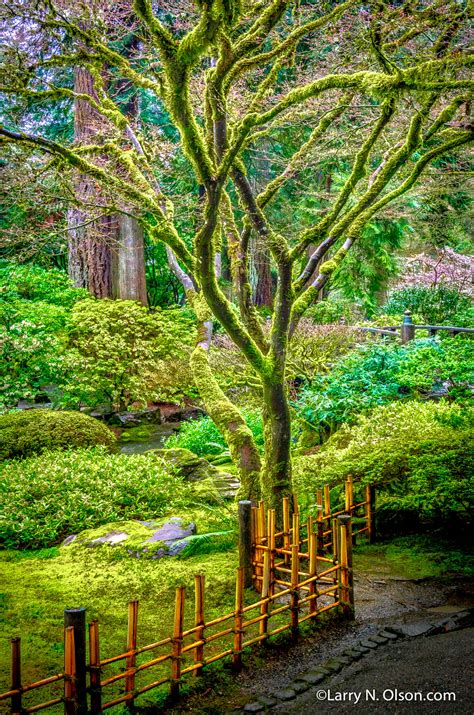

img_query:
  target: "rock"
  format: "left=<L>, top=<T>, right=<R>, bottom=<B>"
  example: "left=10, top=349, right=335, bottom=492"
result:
left=62, top=518, right=197, bottom=559
left=379, top=630, right=399, bottom=640
left=257, top=696, right=278, bottom=707
left=390, top=622, right=435, bottom=638
left=324, top=659, right=343, bottom=673
left=86, top=531, right=129, bottom=547
left=292, top=681, right=310, bottom=694
left=62, top=534, right=77, bottom=547
left=343, top=648, right=364, bottom=660
left=243, top=703, right=264, bottom=713
left=358, top=639, right=379, bottom=649
left=367, top=634, right=388, bottom=645
left=271, top=688, right=296, bottom=701
left=146, top=518, right=195, bottom=543
left=152, top=448, right=240, bottom=498
left=296, top=671, right=326, bottom=685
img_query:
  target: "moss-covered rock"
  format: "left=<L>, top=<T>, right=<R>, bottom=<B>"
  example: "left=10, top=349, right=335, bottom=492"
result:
left=0, top=409, right=117, bottom=461
left=153, top=448, right=240, bottom=498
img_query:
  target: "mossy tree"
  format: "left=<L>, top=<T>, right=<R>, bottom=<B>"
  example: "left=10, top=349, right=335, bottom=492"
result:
left=1, top=0, right=472, bottom=512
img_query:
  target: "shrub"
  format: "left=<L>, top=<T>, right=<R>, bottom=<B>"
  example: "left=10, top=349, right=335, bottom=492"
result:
left=286, top=321, right=360, bottom=382
left=0, top=409, right=116, bottom=461
left=60, top=300, right=196, bottom=410
left=165, top=410, right=264, bottom=457
left=304, top=296, right=359, bottom=325
left=0, top=261, right=88, bottom=308
left=382, top=285, right=472, bottom=326
left=294, top=402, right=474, bottom=522
left=0, top=447, right=198, bottom=548
left=294, top=337, right=474, bottom=439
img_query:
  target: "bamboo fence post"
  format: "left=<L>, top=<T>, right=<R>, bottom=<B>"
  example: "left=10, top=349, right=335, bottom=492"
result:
left=324, top=484, right=331, bottom=525
left=282, top=497, right=290, bottom=566
left=238, top=501, right=253, bottom=588
left=259, top=549, right=271, bottom=643
left=316, top=506, right=324, bottom=556
left=290, top=543, right=300, bottom=641
left=344, top=478, right=354, bottom=514
left=64, top=608, right=86, bottom=715
left=292, top=493, right=299, bottom=516
left=292, top=512, right=300, bottom=553
left=10, top=638, right=21, bottom=715
left=338, top=516, right=354, bottom=619
left=258, top=501, right=266, bottom=593
left=125, top=600, right=138, bottom=708
left=251, top=506, right=258, bottom=585
left=170, top=587, right=185, bottom=700
left=232, top=568, right=244, bottom=671
left=88, top=621, right=102, bottom=715
left=194, top=575, right=205, bottom=677
left=366, top=485, right=376, bottom=542
left=64, top=626, right=76, bottom=715
left=268, top=509, right=276, bottom=596
left=332, top=518, right=339, bottom=602
left=308, top=517, right=318, bottom=616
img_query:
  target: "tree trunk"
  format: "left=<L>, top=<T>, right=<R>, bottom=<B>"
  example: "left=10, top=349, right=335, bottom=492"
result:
left=112, top=215, right=148, bottom=305
left=261, top=379, right=292, bottom=513
left=68, top=67, right=114, bottom=297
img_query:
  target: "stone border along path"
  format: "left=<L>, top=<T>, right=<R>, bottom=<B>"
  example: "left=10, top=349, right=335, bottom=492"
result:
left=237, top=609, right=474, bottom=713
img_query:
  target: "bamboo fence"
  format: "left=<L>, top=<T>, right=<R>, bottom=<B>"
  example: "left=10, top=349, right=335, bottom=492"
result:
left=0, top=486, right=367, bottom=714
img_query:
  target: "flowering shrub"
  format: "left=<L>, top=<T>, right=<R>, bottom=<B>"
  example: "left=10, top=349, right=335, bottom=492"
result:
left=382, top=285, right=472, bottom=326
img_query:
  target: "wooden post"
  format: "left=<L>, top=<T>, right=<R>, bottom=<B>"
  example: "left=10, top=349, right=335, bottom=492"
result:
left=366, top=484, right=376, bottom=542
left=125, top=600, right=138, bottom=708
left=401, top=310, right=415, bottom=343
left=292, top=512, right=300, bottom=552
left=194, top=575, right=205, bottom=677
left=338, top=515, right=354, bottom=619
left=282, top=497, right=290, bottom=566
left=290, top=543, right=300, bottom=640
left=238, top=500, right=253, bottom=588
left=64, top=626, right=76, bottom=715
left=88, top=621, right=102, bottom=715
left=64, top=608, right=87, bottom=715
left=344, top=478, right=353, bottom=514
left=232, top=568, right=244, bottom=671
left=11, top=638, right=21, bottom=715
left=170, top=587, right=185, bottom=700
left=332, top=518, right=339, bottom=602
left=324, top=484, right=331, bottom=527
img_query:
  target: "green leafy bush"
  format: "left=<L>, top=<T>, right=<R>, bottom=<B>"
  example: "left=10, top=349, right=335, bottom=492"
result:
left=0, top=448, right=198, bottom=548
left=304, top=296, right=358, bottom=325
left=294, top=402, right=474, bottom=522
left=382, top=286, right=472, bottom=326
left=0, top=263, right=87, bottom=411
left=166, top=411, right=264, bottom=457
left=295, top=337, right=474, bottom=439
left=0, top=261, right=88, bottom=308
left=0, top=409, right=116, bottom=461
left=60, top=300, right=196, bottom=409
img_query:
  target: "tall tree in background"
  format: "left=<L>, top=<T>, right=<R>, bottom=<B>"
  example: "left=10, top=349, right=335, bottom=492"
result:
left=1, top=0, right=472, bottom=511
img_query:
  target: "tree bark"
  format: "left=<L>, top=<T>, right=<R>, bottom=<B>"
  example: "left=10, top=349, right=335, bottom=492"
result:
left=112, top=215, right=148, bottom=304
left=68, top=67, right=114, bottom=298
left=261, top=380, right=292, bottom=511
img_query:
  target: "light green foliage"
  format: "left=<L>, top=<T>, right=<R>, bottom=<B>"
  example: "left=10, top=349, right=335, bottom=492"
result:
left=382, top=285, right=473, bottom=326
left=0, top=262, right=87, bottom=410
left=166, top=411, right=264, bottom=457
left=0, top=447, right=205, bottom=548
left=61, top=299, right=196, bottom=410
left=304, top=296, right=359, bottom=325
left=294, top=401, right=474, bottom=521
left=286, top=321, right=359, bottom=383
left=295, top=337, right=474, bottom=438
left=0, top=409, right=116, bottom=461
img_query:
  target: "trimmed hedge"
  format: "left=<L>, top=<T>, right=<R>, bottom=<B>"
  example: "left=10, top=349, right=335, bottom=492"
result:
left=0, top=409, right=116, bottom=461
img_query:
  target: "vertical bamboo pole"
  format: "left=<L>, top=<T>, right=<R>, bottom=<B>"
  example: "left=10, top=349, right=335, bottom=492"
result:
left=258, top=501, right=266, bottom=593
left=268, top=509, right=276, bottom=596
left=89, top=621, right=102, bottom=715
left=282, top=497, right=290, bottom=566
left=338, top=516, right=354, bottom=619
left=125, top=600, right=138, bottom=708
left=11, top=638, right=21, bottom=715
left=324, top=484, right=331, bottom=521
left=64, top=626, right=76, bottom=715
left=331, top=518, right=339, bottom=602
left=344, top=479, right=351, bottom=513
left=194, top=575, right=205, bottom=677
left=292, top=493, right=299, bottom=516
left=251, top=506, right=258, bottom=586
left=290, top=543, right=300, bottom=641
left=170, top=587, right=185, bottom=699
left=292, top=512, right=300, bottom=554
left=316, top=506, right=324, bottom=555
left=308, top=517, right=318, bottom=616
left=259, top=549, right=271, bottom=643
left=232, top=568, right=244, bottom=671
left=366, top=485, right=376, bottom=543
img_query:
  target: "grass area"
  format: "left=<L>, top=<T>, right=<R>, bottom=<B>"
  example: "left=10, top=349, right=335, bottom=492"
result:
left=354, top=534, right=474, bottom=580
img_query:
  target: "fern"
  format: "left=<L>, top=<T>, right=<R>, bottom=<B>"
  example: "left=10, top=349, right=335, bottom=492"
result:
left=178, top=530, right=236, bottom=558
